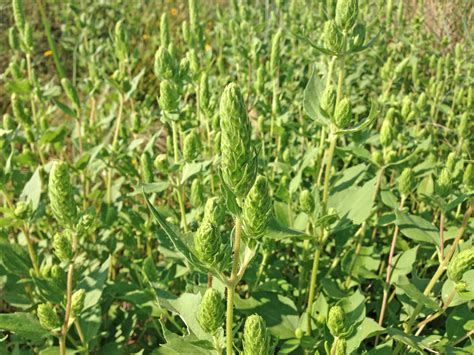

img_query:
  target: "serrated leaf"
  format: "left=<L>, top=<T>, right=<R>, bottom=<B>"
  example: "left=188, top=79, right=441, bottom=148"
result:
left=303, top=65, right=331, bottom=126
left=395, top=211, right=438, bottom=245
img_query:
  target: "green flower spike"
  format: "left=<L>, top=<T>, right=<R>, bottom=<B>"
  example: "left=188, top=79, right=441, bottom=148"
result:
left=140, top=151, right=154, bottom=184
left=336, top=0, right=359, bottom=30
left=196, top=288, right=225, bottom=335
left=154, top=46, right=176, bottom=80
left=299, top=189, right=315, bottom=214
left=183, top=129, right=200, bottom=162
left=327, top=305, right=346, bottom=338
left=37, top=303, right=61, bottom=331
left=71, top=289, right=86, bottom=317
left=447, top=248, right=474, bottom=293
left=203, top=197, right=226, bottom=226
left=398, top=168, right=414, bottom=197
left=219, top=83, right=257, bottom=199
left=49, top=160, right=77, bottom=227
left=159, top=79, right=179, bottom=114
left=334, top=98, right=352, bottom=129
left=53, top=230, right=73, bottom=263
left=242, top=314, right=271, bottom=355
left=242, top=175, right=272, bottom=243
left=320, top=85, right=337, bottom=116
left=194, top=218, right=228, bottom=269
left=323, top=20, right=344, bottom=54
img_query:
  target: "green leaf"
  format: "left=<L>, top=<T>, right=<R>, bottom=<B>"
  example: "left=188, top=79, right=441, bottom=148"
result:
left=340, top=288, right=366, bottom=326
left=40, top=125, right=68, bottom=145
left=346, top=317, right=385, bottom=353
left=395, top=211, right=438, bottom=245
left=329, top=177, right=377, bottom=224
left=335, top=101, right=378, bottom=135
left=130, top=181, right=169, bottom=196
left=303, top=65, right=331, bottom=126
left=0, top=242, right=31, bottom=276
left=390, top=246, right=418, bottom=283
left=6, top=79, right=32, bottom=94
left=77, top=257, right=110, bottom=311
left=0, top=313, right=50, bottom=342
left=181, top=161, right=211, bottom=184
left=20, top=168, right=42, bottom=211
left=386, top=328, right=426, bottom=353
left=144, top=192, right=207, bottom=272
left=266, top=217, right=308, bottom=241
left=395, top=275, right=440, bottom=311
left=235, top=291, right=299, bottom=339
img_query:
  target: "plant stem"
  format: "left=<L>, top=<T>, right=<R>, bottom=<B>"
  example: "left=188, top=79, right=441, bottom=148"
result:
left=226, top=217, right=242, bottom=355
left=106, top=94, right=124, bottom=205
left=378, top=195, right=406, bottom=328
left=305, top=246, right=321, bottom=335
left=22, top=225, right=40, bottom=276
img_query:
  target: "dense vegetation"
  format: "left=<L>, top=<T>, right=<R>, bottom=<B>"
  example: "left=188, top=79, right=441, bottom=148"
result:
left=0, top=0, right=473, bottom=354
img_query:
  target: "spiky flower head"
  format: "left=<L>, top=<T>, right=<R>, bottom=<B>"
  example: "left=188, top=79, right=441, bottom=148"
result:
left=437, top=168, right=452, bottom=197
left=242, top=176, right=272, bottom=243
left=191, top=179, right=205, bottom=207
left=8, top=27, right=20, bottom=51
left=320, top=85, right=337, bottom=116
left=416, top=92, right=427, bottom=112
left=270, top=29, right=282, bottom=75
left=183, top=129, right=200, bottom=162
left=154, top=154, right=169, bottom=173
left=37, top=303, right=61, bottom=330
left=323, top=20, right=344, bottom=54
left=299, top=189, right=315, bottom=214
left=160, top=13, right=170, bottom=47
left=159, top=79, right=179, bottom=114
left=50, top=264, right=66, bottom=289
left=401, top=95, right=412, bottom=119
left=48, top=160, right=77, bottom=227
left=463, top=164, right=473, bottom=190
left=334, top=98, right=352, bottom=128
left=243, top=314, right=270, bottom=355
left=194, top=218, right=229, bottom=269
left=11, top=94, right=32, bottom=127
left=71, top=289, right=86, bottom=317
left=219, top=83, right=257, bottom=199
left=336, top=0, right=358, bottom=30
left=447, top=248, right=474, bottom=293
left=14, top=200, right=32, bottom=220
left=203, top=197, right=226, bottom=226
left=380, top=118, right=394, bottom=148
left=196, top=288, right=225, bottom=335
left=24, top=22, right=33, bottom=50
left=53, top=230, right=73, bottom=263
left=199, top=72, right=212, bottom=114
left=140, top=151, right=154, bottom=183
left=12, top=0, right=25, bottom=34
left=327, top=306, right=346, bottom=337
left=398, top=168, right=414, bottom=197
left=154, top=46, right=177, bottom=80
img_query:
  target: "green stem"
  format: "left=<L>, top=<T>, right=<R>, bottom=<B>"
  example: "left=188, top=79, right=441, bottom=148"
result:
left=226, top=217, right=242, bottom=355
left=106, top=94, right=124, bottom=205
left=172, top=121, right=179, bottom=163
left=305, top=247, right=321, bottom=335
left=22, top=225, right=40, bottom=275
left=35, top=0, right=65, bottom=79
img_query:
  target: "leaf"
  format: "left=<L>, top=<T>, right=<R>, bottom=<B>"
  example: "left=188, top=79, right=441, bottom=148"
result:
left=346, top=317, right=385, bottom=353
left=130, top=181, right=169, bottom=196
left=395, top=276, right=440, bottom=311
left=292, top=32, right=334, bottom=55
left=77, top=257, right=110, bottom=311
left=303, top=65, right=331, bottom=126
left=6, top=79, right=32, bottom=94
left=181, top=161, right=211, bottom=184
left=144, top=192, right=207, bottom=272
left=390, top=246, right=418, bottom=283
left=395, top=211, right=438, bottom=245
left=329, top=177, right=377, bottom=224
left=0, top=242, right=31, bottom=276
left=340, top=288, right=366, bottom=326
left=0, top=313, right=50, bottom=342
left=20, top=168, right=42, bottom=211
left=39, top=125, right=68, bottom=145
left=335, top=101, right=378, bottom=135
left=235, top=292, right=299, bottom=339
left=52, top=99, right=76, bottom=118
left=386, top=328, right=426, bottom=353
left=265, top=217, right=308, bottom=241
